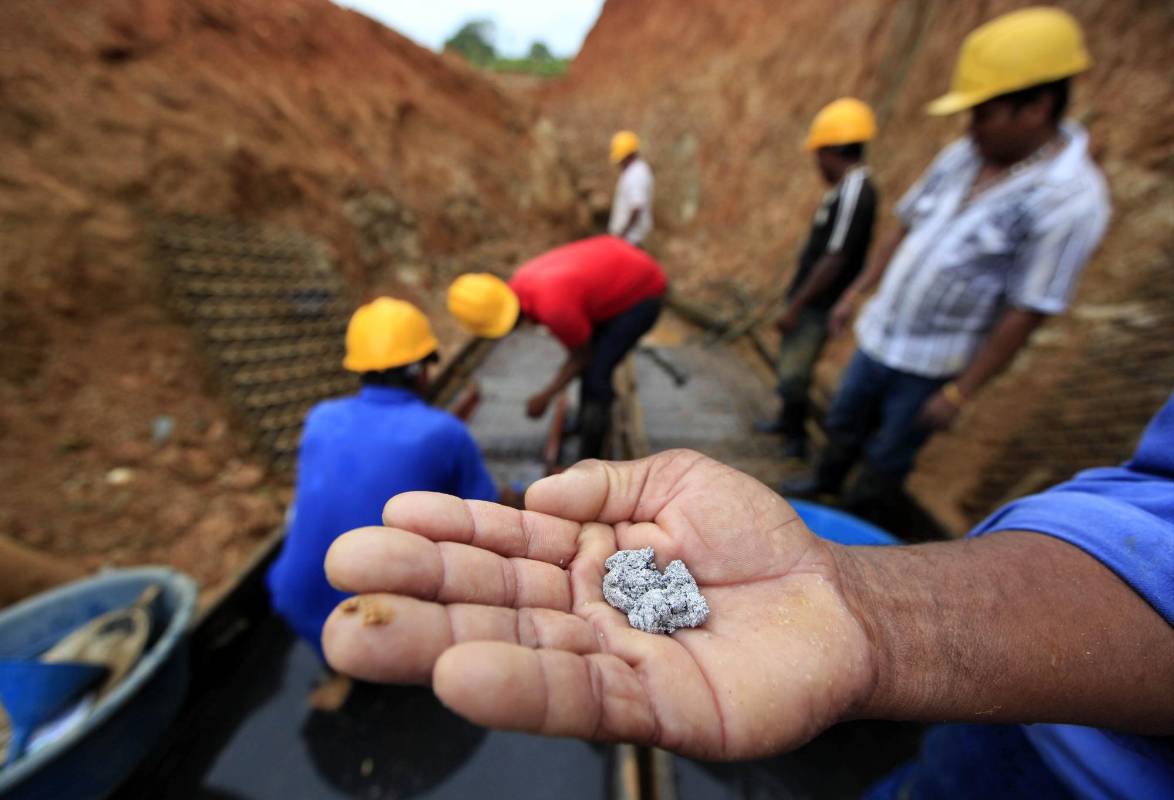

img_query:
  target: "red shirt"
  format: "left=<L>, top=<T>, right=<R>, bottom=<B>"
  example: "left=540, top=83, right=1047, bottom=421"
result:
left=508, top=236, right=668, bottom=349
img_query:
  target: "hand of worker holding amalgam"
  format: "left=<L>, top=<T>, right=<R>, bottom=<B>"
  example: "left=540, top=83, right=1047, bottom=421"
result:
left=321, top=449, right=1174, bottom=758
left=321, top=450, right=874, bottom=759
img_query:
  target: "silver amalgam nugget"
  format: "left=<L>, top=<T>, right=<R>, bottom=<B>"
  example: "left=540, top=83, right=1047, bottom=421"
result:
left=602, top=547, right=710, bottom=634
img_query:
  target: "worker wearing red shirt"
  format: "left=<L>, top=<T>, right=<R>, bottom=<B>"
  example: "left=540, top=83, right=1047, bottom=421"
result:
left=448, top=235, right=667, bottom=459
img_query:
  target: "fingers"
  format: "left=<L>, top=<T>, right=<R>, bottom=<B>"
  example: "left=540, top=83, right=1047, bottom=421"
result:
left=383, top=492, right=580, bottom=567
left=568, top=522, right=614, bottom=614
left=323, top=595, right=600, bottom=684
left=526, top=450, right=709, bottom=525
left=433, top=642, right=657, bottom=744
left=326, top=527, right=572, bottom=611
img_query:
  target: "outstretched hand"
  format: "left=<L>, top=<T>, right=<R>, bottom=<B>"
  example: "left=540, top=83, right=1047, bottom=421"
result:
left=322, top=450, right=876, bottom=760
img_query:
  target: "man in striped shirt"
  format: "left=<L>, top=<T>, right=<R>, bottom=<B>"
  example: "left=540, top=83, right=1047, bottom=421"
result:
left=755, top=99, right=878, bottom=461
left=783, top=8, right=1110, bottom=518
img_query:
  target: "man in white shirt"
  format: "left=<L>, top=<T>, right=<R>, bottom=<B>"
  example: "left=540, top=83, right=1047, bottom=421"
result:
left=782, top=8, right=1110, bottom=519
left=608, top=130, right=654, bottom=247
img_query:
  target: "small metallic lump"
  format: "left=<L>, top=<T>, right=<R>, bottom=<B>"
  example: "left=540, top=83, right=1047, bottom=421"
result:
left=602, top=547, right=710, bottom=634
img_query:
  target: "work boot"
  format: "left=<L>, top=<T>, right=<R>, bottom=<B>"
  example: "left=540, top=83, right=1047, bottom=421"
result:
left=779, top=439, right=855, bottom=498
left=753, top=414, right=785, bottom=434
left=781, top=438, right=808, bottom=462
left=562, top=410, right=581, bottom=437
left=778, top=471, right=823, bottom=498
left=578, top=401, right=610, bottom=461
left=842, top=466, right=903, bottom=525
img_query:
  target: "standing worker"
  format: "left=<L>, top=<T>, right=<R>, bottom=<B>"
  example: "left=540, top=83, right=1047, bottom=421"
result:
left=267, top=298, right=499, bottom=661
left=608, top=130, right=654, bottom=246
left=448, top=236, right=667, bottom=460
left=755, top=98, right=879, bottom=462
left=783, top=7, right=1110, bottom=516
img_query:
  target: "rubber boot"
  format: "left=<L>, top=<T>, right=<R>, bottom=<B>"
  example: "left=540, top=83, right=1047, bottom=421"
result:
left=781, top=438, right=808, bottom=462
left=842, top=465, right=903, bottom=525
left=754, top=411, right=785, bottom=434
left=778, top=439, right=856, bottom=498
left=578, top=401, right=610, bottom=461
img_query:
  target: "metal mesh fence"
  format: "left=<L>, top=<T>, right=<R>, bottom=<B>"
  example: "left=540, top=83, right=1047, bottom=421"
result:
left=153, top=215, right=355, bottom=471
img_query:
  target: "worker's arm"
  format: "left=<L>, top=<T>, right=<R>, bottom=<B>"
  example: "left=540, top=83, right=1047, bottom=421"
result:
left=828, top=225, right=907, bottom=336
left=918, top=307, right=1045, bottom=430
left=322, top=450, right=1174, bottom=760
left=777, top=252, right=846, bottom=332
left=527, top=344, right=591, bottom=418
left=835, top=531, right=1174, bottom=732
left=619, top=208, right=642, bottom=241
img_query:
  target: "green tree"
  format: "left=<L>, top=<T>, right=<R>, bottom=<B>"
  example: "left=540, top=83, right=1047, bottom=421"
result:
left=443, top=19, right=496, bottom=67
left=528, top=41, right=554, bottom=62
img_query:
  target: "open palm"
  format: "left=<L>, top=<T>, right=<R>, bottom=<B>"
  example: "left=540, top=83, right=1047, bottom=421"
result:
left=322, top=450, right=875, bottom=760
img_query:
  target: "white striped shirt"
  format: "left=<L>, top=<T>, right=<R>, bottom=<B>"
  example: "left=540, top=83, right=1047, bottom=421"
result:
left=856, top=123, right=1110, bottom=378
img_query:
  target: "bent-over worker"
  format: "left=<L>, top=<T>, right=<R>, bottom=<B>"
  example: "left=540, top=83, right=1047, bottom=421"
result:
left=448, top=236, right=667, bottom=460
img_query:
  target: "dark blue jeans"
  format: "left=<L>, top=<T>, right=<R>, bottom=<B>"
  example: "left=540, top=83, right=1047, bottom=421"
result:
left=824, top=349, right=948, bottom=481
left=579, top=295, right=664, bottom=459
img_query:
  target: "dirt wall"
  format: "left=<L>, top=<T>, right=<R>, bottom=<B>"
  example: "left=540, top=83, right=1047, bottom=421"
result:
left=0, top=0, right=584, bottom=596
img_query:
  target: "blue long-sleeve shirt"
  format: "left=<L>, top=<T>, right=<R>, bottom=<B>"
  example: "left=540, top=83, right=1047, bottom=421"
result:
left=266, top=385, right=497, bottom=656
left=971, top=392, right=1174, bottom=799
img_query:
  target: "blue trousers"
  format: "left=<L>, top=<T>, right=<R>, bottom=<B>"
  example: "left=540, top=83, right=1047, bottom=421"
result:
left=824, top=349, right=949, bottom=481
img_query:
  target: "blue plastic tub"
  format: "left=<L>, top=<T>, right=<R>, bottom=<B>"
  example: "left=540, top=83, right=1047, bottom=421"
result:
left=0, top=567, right=197, bottom=800
left=789, top=499, right=900, bottom=547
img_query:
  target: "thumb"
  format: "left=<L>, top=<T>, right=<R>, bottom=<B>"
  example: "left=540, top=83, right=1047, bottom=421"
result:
left=525, top=450, right=705, bottom=524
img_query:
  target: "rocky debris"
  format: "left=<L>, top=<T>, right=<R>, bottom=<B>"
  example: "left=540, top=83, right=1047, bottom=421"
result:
left=603, top=547, right=709, bottom=635
left=218, top=461, right=266, bottom=491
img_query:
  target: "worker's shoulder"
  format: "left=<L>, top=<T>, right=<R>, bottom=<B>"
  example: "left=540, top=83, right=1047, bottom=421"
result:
left=304, top=393, right=460, bottom=433
left=1034, top=150, right=1111, bottom=224
left=423, top=405, right=477, bottom=439
left=302, top=394, right=357, bottom=429
left=853, top=169, right=879, bottom=200
left=926, top=136, right=976, bottom=175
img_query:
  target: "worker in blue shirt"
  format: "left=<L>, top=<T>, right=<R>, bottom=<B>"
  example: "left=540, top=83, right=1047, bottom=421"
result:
left=267, top=297, right=498, bottom=659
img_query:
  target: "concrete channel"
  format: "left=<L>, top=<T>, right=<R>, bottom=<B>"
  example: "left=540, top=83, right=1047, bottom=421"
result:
left=114, top=312, right=922, bottom=799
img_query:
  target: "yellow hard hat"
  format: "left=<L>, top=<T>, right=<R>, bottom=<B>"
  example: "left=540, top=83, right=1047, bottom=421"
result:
left=927, top=7, right=1090, bottom=116
left=343, top=297, right=439, bottom=373
left=610, top=130, right=640, bottom=164
left=447, top=273, right=519, bottom=340
left=804, top=98, right=877, bottom=151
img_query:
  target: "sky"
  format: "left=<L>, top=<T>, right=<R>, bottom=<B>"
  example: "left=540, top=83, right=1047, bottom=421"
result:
left=331, top=1, right=605, bottom=58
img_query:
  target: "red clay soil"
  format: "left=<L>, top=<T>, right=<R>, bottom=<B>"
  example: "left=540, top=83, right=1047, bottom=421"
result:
left=0, top=0, right=585, bottom=604
left=539, top=0, right=1174, bottom=532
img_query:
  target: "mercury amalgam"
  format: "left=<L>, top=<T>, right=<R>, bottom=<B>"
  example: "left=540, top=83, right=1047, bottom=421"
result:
left=602, top=547, right=709, bottom=634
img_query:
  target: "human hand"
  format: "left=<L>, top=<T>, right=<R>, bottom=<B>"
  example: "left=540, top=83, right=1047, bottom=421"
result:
left=917, top=391, right=960, bottom=431
left=828, top=296, right=856, bottom=337
left=525, top=392, right=550, bottom=419
left=775, top=308, right=799, bottom=335
left=322, top=450, right=875, bottom=760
